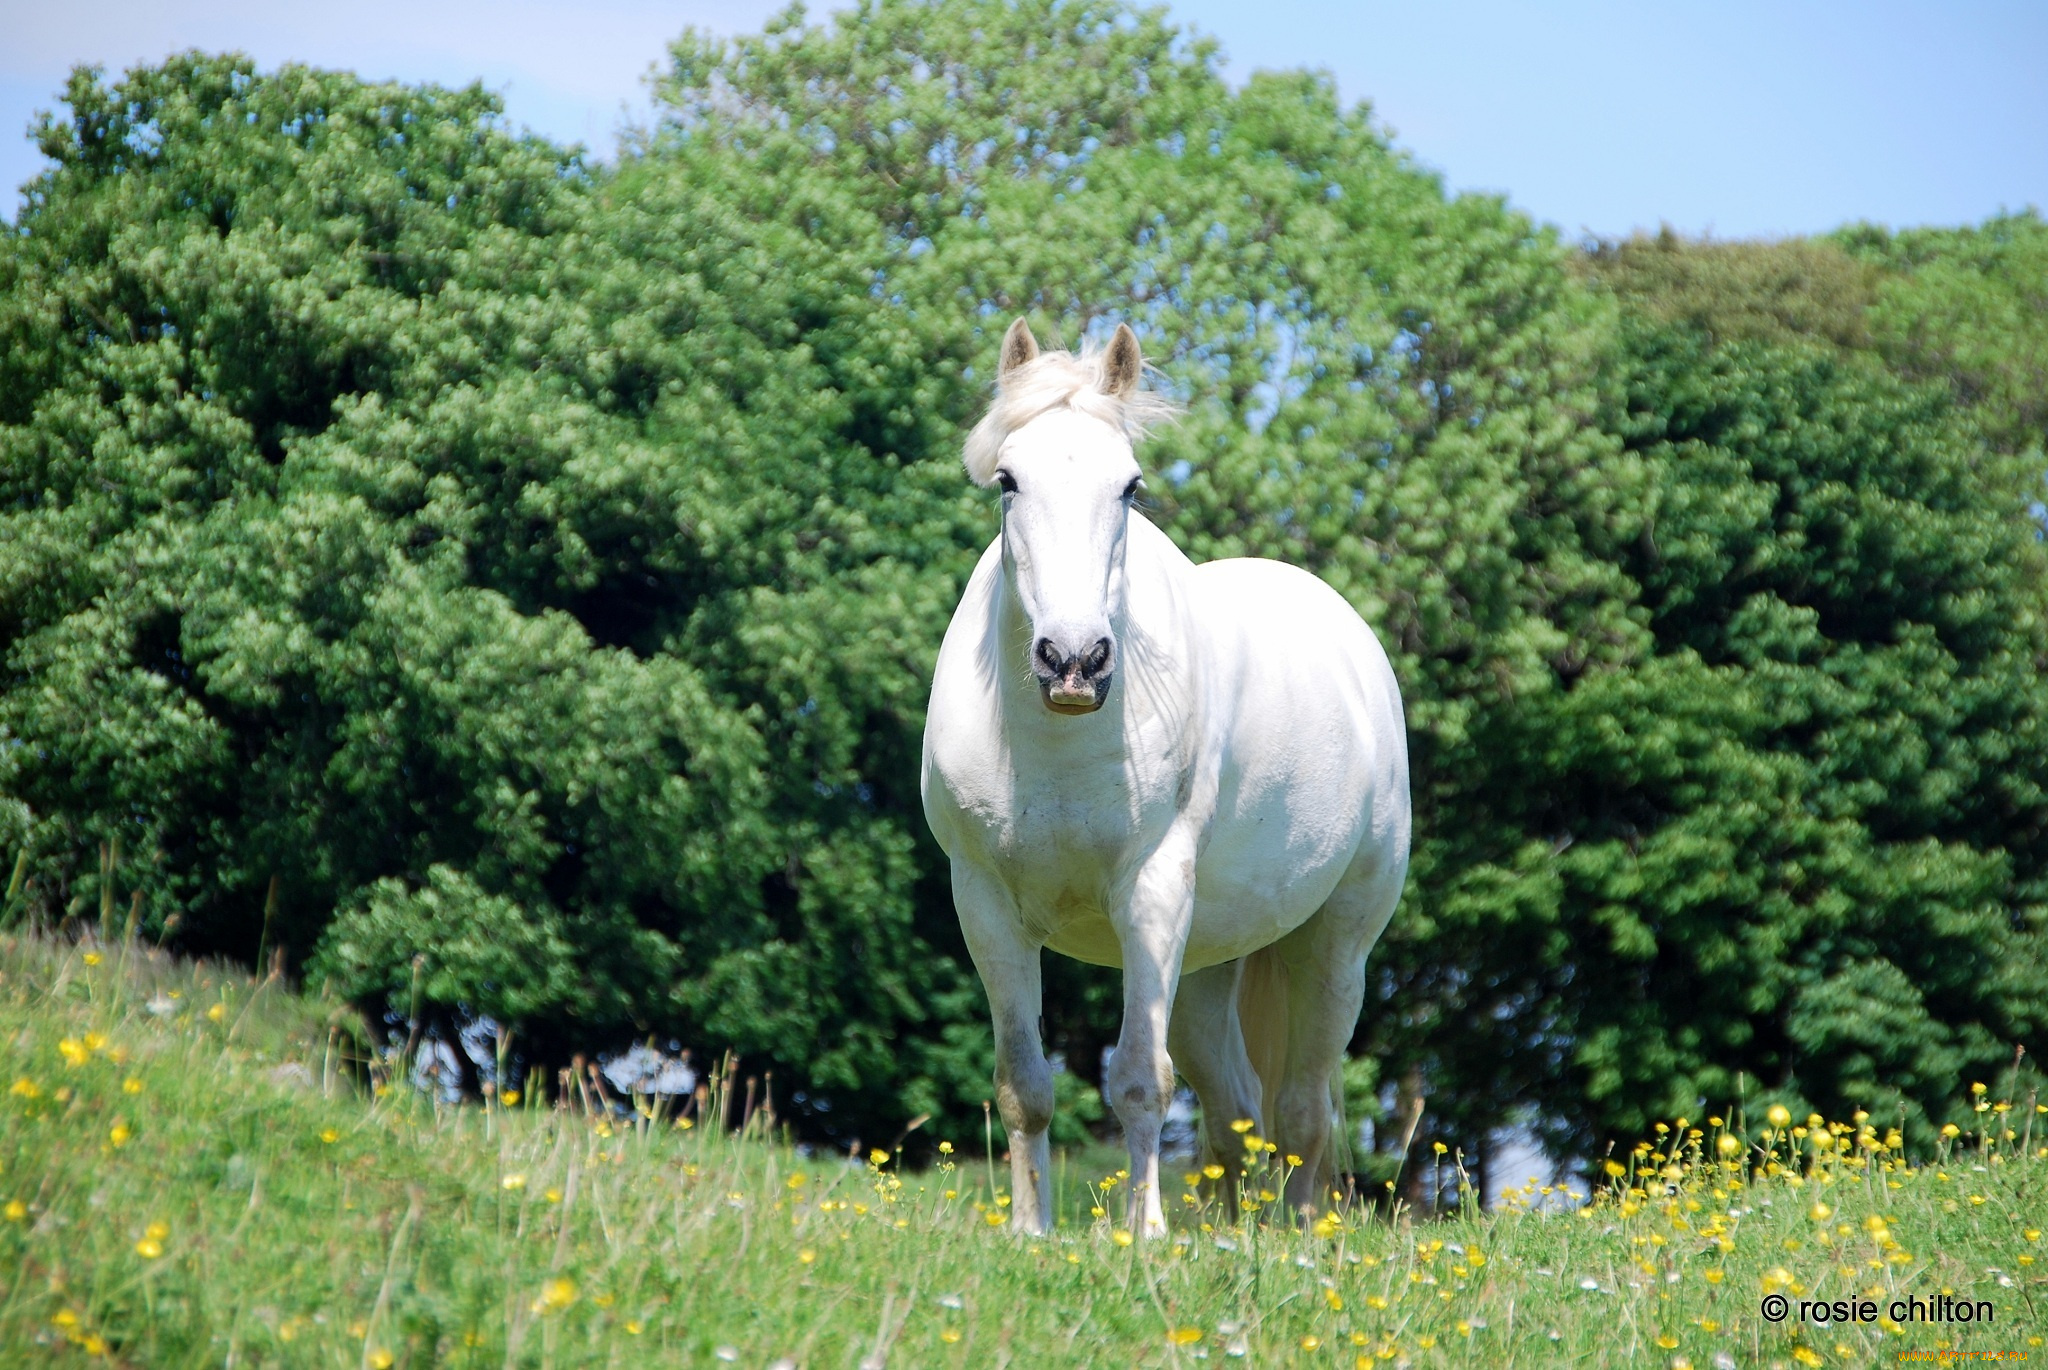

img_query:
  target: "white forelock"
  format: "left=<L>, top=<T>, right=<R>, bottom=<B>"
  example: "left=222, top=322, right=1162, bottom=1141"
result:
left=961, top=340, right=1179, bottom=486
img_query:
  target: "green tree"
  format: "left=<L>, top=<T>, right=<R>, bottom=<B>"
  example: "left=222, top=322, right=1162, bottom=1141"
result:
left=1544, top=240, right=2048, bottom=1150
left=0, top=51, right=990, bottom=1142
left=1839, top=211, right=2048, bottom=463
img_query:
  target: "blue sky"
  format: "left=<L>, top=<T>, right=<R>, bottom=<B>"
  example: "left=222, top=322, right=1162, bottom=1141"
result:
left=2, top=0, right=2042, bottom=238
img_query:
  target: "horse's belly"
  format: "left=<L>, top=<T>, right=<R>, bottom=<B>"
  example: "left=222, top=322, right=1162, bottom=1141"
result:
left=1042, top=912, right=1126, bottom=967
left=1181, top=877, right=1338, bottom=970
left=1042, top=886, right=1342, bottom=972
left=1178, top=802, right=1362, bottom=969
left=1037, top=837, right=1354, bottom=973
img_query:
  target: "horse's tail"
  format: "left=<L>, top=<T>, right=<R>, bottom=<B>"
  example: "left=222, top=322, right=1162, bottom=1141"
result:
left=1237, top=948, right=1352, bottom=1201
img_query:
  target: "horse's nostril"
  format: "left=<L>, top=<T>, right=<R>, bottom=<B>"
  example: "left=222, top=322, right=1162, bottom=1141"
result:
left=1036, top=635, right=1113, bottom=683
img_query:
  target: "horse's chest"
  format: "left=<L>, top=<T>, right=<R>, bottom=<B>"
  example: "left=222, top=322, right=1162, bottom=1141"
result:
left=1002, top=787, right=1139, bottom=866
left=993, top=761, right=1175, bottom=934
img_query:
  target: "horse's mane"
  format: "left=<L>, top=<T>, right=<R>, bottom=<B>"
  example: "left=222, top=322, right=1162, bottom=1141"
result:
left=962, top=341, right=1180, bottom=487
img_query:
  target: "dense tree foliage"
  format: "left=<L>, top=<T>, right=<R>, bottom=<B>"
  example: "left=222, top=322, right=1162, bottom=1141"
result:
left=0, top=49, right=991, bottom=1139
left=1840, top=211, right=2048, bottom=464
left=1468, top=232, right=2048, bottom=1160
left=3, top=1, right=2043, bottom=1169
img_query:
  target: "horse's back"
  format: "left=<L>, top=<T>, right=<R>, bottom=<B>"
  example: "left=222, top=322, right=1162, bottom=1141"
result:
left=1191, top=555, right=1403, bottom=750
left=1195, top=552, right=1394, bottom=675
left=1180, top=554, right=1408, bottom=965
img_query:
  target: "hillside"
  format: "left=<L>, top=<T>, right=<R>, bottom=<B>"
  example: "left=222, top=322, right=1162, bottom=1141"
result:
left=2, top=931, right=2040, bottom=1366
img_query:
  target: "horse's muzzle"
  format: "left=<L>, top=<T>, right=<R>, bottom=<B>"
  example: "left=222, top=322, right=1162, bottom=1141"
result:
left=1042, top=673, right=1113, bottom=715
left=1035, top=635, right=1114, bottom=715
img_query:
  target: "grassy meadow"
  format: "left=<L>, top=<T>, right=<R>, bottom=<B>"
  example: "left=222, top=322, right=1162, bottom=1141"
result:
left=1, top=930, right=2043, bottom=1368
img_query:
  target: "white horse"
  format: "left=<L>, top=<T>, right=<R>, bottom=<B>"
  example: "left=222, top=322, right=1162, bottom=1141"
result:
left=921, top=320, right=1411, bottom=1235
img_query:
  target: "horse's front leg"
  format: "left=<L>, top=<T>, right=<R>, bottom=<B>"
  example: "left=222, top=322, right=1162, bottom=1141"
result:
left=952, top=860, right=1056, bottom=1234
left=1108, top=838, right=1196, bottom=1237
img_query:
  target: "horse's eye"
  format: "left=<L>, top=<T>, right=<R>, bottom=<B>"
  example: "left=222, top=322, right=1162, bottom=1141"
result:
left=995, top=470, right=1018, bottom=495
left=1123, top=476, right=1143, bottom=501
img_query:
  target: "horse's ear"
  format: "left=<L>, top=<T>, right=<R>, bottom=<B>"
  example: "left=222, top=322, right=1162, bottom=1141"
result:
left=1101, top=323, right=1143, bottom=397
left=999, top=317, right=1040, bottom=378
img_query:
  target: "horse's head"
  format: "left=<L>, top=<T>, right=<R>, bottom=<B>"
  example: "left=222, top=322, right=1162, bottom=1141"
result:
left=966, top=319, right=1170, bottom=716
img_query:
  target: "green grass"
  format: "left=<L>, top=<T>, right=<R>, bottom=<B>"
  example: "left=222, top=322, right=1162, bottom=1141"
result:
left=1, top=931, right=2043, bottom=1368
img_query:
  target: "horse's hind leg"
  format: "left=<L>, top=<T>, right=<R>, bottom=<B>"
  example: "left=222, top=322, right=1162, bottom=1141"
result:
left=1268, top=860, right=1404, bottom=1216
left=1169, top=961, right=1265, bottom=1222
